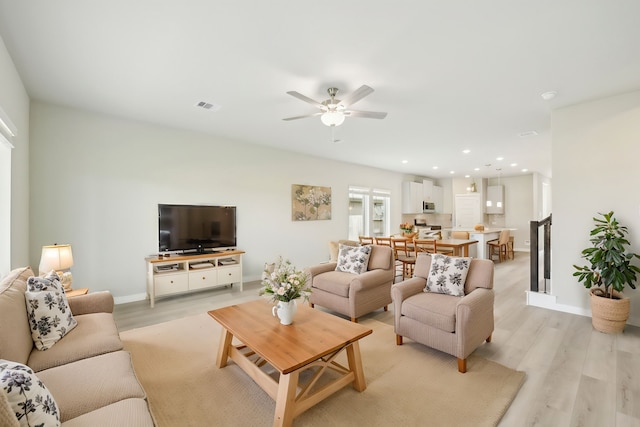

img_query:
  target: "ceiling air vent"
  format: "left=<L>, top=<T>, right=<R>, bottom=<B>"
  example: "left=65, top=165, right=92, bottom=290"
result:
left=194, top=101, right=221, bottom=112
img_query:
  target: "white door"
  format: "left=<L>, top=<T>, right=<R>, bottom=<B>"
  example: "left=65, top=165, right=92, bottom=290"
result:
left=454, top=194, right=482, bottom=228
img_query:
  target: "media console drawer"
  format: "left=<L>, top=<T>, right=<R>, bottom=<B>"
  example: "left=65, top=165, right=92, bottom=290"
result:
left=189, top=269, right=218, bottom=290
left=218, top=266, right=241, bottom=285
left=155, top=273, right=189, bottom=296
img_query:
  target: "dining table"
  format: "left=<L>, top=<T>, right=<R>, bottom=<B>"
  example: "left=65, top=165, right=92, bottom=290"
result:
left=433, top=238, right=479, bottom=257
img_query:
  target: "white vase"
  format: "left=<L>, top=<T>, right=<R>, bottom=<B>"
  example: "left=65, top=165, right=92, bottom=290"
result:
left=272, top=300, right=297, bottom=325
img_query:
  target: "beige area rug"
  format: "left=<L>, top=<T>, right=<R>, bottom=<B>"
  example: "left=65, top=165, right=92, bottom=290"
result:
left=121, top=313, right=525, bottom=427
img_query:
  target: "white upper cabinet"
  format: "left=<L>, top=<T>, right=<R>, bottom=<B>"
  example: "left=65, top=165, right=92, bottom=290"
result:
left=486, top=185, right=504, bottom=214
left=423, top=180, right=434, bottom=201
left=432, top=185, right=444, bottom=212
left=402, top=181, right=423, bottom=213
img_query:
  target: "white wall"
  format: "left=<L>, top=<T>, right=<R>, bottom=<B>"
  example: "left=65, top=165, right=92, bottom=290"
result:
left=0, top=35, right=30, bottom=273
left=29, top=102, right=406, bottom=301
left=487, top=174, right=534, bottom=252
left=552, top=90, right=640, bottom=326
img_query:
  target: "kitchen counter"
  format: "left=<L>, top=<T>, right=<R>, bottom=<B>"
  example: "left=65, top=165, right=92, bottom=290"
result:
left=444, top=228, right=516, bottom=259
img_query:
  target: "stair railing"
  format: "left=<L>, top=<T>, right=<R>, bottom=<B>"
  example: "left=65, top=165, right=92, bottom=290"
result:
left=530, top=214, right=552, bottom=292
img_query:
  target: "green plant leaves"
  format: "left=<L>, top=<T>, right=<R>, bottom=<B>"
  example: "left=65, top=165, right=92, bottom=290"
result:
left=573, top=211, right=640, bottom=297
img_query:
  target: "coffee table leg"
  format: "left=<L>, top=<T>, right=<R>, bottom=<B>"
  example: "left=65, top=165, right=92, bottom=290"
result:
left=346, top=341, right=366, bottom=392
left=273, top=370, right=299, bottom=427
left=216, top=328, right=233, bottom=368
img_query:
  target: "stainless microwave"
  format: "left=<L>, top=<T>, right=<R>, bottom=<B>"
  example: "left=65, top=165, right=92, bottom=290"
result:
left=423, top=201, right=436, bottom=213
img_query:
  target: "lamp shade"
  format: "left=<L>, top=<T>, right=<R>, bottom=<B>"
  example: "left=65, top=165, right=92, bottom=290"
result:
left=39, top=244, right=74, bottom=275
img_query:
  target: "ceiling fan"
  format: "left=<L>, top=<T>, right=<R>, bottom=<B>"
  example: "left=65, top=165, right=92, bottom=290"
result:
left=283, top=85, right=387, bottom=127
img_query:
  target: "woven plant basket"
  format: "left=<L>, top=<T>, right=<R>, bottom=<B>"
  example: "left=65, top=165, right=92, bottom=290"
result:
left=590, top=289, right=630, bottom=333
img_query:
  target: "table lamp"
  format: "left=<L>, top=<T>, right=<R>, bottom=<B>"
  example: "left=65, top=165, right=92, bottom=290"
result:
left=39, top=244, right=74, bottom=291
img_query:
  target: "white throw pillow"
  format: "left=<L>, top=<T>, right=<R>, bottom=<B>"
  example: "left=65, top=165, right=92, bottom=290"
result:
left=25, top=272, right=77, bottom=351
left=335, top=244, right=372, bottom=275
left=0, top=360, right=60, bottom=427
left=424, top=254, right=471, bottom=297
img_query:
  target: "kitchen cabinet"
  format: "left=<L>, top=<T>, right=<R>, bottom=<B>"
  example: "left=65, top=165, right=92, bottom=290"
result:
left=455, top=194, right=483, bottom=227
left=402, top=181, right=423, bottom=213
left=433, top=185, right=444, bottom=212
left=486, top=185, right=504, bottom=214
left=423, top=180, right=434, bottom=201
left=423, top=180, right=444, bottom=212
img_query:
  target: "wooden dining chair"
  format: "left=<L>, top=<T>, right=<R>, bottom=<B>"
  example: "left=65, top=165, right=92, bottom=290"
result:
left=391, top=238, right=416, bottom=280
left=487, top=230, right=510, bottom=262
left=359, top=236, right=375, bottom=245
left=374, top=237, right=392, bottom=247
left=451, top=231, right=470, bottom=239
left=413, top=238, right=438, bottom=255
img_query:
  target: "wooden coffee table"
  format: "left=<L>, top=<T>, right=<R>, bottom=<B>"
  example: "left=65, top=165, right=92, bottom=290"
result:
left=208, top=299, right=373, bottom=427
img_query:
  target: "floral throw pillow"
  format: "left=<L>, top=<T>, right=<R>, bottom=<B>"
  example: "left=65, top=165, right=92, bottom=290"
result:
left=335, top=244, right=372, bottom=275
left=0, top=360, right=60, bottom=427
left=424, top=254, right=471, bottom=297
left=25, top=271, right=77, bottom=351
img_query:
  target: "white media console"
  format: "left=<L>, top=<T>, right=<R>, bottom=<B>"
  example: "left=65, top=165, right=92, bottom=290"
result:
left=145, top=250, right=244, bottom=307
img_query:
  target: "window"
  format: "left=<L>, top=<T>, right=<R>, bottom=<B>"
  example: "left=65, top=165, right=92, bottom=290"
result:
left=348, top=186, right=390, bottom=240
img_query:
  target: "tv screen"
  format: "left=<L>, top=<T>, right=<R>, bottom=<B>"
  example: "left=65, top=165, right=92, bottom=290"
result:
left=158, top=204, right=236, bottom=253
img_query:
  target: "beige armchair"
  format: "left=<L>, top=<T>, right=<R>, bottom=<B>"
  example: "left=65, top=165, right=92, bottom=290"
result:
left=307, top=245, right=395, bottom=322
left=391, top=254, right=494, bottom=372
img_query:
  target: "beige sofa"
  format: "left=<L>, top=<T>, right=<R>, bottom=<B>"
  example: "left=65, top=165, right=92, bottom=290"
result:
left=307, top=244, right=395, bottom=322
left=0, top=266, right=154, bottom=426
left=392, top=254, right=494, bottom=373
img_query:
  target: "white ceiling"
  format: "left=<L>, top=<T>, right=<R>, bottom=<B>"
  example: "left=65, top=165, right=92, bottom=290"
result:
left=1, top=1, right=640, bottom=179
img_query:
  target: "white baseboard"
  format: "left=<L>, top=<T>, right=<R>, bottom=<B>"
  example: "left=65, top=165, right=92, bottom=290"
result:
left=525, top=291, right=591, bottom=317
left=114, top=293, right=147, bottom=305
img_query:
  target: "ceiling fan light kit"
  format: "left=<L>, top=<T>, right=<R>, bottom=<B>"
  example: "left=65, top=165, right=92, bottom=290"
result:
left=320, top=110, right=345, bottom=127
left=284, top=85, right=387, bottom=127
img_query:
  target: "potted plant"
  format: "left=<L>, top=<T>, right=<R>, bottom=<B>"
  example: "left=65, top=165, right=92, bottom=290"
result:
left=573, top=211, right=640, bottom=333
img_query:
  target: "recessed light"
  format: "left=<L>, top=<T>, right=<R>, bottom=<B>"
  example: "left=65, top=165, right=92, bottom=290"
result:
left=510, top=163, right=518, bottom=167
left=432, top=166, right=439, bottom=170
left=474, top=167, right=480, bottom=171
left=449, top=171, right=455, bottom=174
left=401, top=160, right=408, bottom=164
left=496, top=157, right=504, bottom=161
left=541, top=91, right=557, bottom=101
left=521, top=168, right=528, bottom=172
left=462, top=149, right=471, bottom=154
left=464, top=175, right=470, bottom=178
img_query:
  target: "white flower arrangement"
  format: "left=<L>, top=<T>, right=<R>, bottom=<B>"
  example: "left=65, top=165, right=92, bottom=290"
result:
left=259, top=257, right=311, bottom=303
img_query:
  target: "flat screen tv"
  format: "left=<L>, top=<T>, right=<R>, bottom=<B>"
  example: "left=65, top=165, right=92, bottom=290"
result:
left=158, top=204, right=236, bottom=254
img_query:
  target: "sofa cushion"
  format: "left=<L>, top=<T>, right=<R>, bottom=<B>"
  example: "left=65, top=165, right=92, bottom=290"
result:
left=335, top=244, right=372, bottom=275
left=25, top=273, right=78, bottom=351
left=312, top=271, right=354, bottom=297
left=37, top=351, right=146, bottom=422
left=0, top=385, right=19, bottom=427
left=401, top=292, right=459, bottom=333
left=367, top=245, right=392, bottom=270
left=61, top=398, right=155, bottom=427
left=0, top=267, right=35, bottom=365
left=27, top=313, right=123, bottom=372
left=328, top=239, right=359, bottom=262
left=425, top=254, right=471, bottom=297
left=0, top=359, right=61, bottom=426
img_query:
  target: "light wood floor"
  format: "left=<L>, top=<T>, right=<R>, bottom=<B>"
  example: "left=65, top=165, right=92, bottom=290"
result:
left=114, top=252, right=640, bottom=426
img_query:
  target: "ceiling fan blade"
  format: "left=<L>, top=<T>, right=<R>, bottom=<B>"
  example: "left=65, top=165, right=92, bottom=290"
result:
left=344, top=110, right=387, bottom=119
left=286, top=91, right=324, bottom=109
left=338, top=85, right=374, bottom=107
left=282, top=112, right=322, bottom=121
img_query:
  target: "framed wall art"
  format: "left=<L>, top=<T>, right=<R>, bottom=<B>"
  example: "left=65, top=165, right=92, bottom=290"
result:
left=291, top=184, right=331, bottom=221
